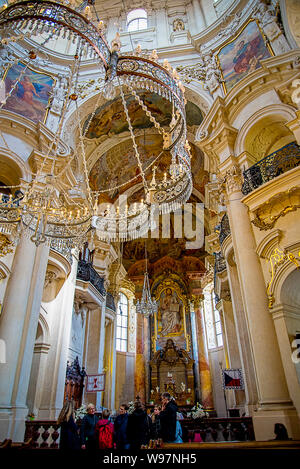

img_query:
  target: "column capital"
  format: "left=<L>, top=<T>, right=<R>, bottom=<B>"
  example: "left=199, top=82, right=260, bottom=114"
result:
left=218, top=160, right=243, bottom=197
left=200, top=268, right=214, bottom=289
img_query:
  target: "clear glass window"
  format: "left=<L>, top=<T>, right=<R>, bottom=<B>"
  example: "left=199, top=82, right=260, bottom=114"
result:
left=127, top=9, right=147, bottom=32
left=116, top=292, right=128, bottom=352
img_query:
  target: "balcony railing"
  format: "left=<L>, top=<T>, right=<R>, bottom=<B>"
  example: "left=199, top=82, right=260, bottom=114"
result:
left=219, top=213, right=230, bottom=245
left=106, top=292, right=116, bottom=312
left=214, top=251, right=226, bottom=305
left=77, top=259, right=106, bottom=297
left=242, top=142, right=300, bottom=195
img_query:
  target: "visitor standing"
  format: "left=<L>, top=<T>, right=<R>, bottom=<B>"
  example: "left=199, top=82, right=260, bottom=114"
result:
left=127, top=399, right=151, bottom=450
left=80, top=403, right=98, bottom=450
left=57, top=400, right=80, bottom=450
left=159, top=392, right=177, bottom=443
left=114, top=404, right=130, bottom=450
left=95, top=409, right=114, bottom=449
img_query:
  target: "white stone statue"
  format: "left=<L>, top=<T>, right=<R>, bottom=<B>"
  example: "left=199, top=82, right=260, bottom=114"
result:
left=203, top=51, right=222, bottom=94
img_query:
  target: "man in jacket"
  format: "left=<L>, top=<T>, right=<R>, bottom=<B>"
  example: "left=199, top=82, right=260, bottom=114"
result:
left=159, top=392, right=178, bottom=443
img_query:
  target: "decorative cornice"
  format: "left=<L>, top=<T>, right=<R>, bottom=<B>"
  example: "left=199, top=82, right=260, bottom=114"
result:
left=256, top=229, right=282, bottom=259
left=250, top=186, right=300, bottom=231
left=219, top=164, right=243, bottom=196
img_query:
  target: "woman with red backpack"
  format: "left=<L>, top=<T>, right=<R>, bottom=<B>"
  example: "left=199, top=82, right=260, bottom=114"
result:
left=95, top=409, right=114, bottom=449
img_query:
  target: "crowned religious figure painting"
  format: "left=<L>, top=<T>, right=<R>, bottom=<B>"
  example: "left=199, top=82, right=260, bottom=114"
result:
left=157, top=287, right=185, bottom=351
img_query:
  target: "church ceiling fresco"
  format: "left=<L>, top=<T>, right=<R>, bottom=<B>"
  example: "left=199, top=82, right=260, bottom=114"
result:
left=84, top=92, right=203, bottom=140
left=89, top=137, right=208, bottom=201
left=124, top=237, right=205, bottom=265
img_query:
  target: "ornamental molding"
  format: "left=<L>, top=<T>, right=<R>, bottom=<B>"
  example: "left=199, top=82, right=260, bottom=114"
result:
left=0, top=233, right=14, bottom=258
left=251, top=186, right=300, bottom=231
left=219, top=164, right=243, bottom=196
left=256, top=229, right=282, bottom=260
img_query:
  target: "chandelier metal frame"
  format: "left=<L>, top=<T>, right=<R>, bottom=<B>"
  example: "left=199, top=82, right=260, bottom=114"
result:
left=0, top=0, right=193, bottom=248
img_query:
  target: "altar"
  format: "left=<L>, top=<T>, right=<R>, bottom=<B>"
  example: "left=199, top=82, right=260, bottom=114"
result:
left=149, top=339, right=195, bottom=406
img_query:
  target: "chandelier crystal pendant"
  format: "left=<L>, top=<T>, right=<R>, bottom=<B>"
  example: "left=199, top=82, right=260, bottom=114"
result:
left=136, top=270, right=158, bottom=318
left=136, top=244, right=158, bottom=317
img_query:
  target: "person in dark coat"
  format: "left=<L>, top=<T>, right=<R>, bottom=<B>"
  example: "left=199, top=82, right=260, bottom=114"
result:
left=150, top=405, right=161, bottom=440
left=127, top=400, right=151, bottom=450
left=57, top=400, right=80, bottom=450
left=159, top=392, right=178, bottom=443
left=114, top=404, right=130, bottom=450
left=80, top=403, right=99, bottom=450
left=274, top=423, right=289, bottom=440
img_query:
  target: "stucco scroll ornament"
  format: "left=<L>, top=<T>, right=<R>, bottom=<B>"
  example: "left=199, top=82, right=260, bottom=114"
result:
left=49, top=76, right=68, bottom=114
left=177, top=49, right=222, bottom=94
left=291, top=79, right=300, bottom=109
left=266, top=247, right=300, bottom=308
left=197, top=129, right=208, bottom=141
left=0, top=44, right=15, bottom=76
left=173, top=18, right=185, bottom=32
left=253, top=1, right=290, bottom=54
left=217, top=12, right=243, bottom=40
left=218, top=165, right=243, bottom=197
left=203, top=51, right=223, bottom=94
left=0, top=233, right=14, bottom=258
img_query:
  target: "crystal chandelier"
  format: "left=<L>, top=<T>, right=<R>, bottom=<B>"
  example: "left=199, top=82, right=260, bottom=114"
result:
left=135, top=245, right=158, bottom=317
left=0, top=0, right=193, bottom=248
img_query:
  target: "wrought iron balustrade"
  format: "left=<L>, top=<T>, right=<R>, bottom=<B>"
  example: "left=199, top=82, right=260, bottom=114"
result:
left=242, top=142, right=300, bottom=195
left=106, top=292, right=116, bottom=312
left=219, top=213, right=230, bottom=245
left=50, top=238, right=73, bottom=265
left=77, top=259, right=106, bottom=296
left=213, top=251, right=226, bottom=306
left=214, top=251, right=226, bottom=274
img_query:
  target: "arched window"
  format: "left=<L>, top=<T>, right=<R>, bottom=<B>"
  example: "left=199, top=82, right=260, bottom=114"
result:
left=203, top=286, right=223, bottom=349
left=116, top=292, right=128, bottom=352
left=127, top=9, right=147, bottom=32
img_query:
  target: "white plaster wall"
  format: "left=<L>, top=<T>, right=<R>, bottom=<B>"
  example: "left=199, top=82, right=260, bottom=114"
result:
left=208, top=347, right=227, bottom=417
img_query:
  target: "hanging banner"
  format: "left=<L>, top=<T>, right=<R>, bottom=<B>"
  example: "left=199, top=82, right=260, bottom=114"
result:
left=222, top=368, right=244, bottom=390
left=86, top=373, right=105, bottom=392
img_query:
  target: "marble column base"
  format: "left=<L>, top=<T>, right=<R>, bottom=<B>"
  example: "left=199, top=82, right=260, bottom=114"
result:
left=252, top=403, right=300, bottom=440
left=0, top=405, right=28, bottom=442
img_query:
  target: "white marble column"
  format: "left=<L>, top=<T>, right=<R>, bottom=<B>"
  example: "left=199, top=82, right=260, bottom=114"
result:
left=38, top=254, right=78, bottom=420
left=0, top=234, right=49, bottom=441
left=223, top=163, right=300, bottom=439
left=84, top=301, right=106, bottom=410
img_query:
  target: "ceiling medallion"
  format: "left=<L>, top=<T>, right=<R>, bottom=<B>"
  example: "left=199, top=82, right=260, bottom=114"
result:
left=0, top=0, right=193, bottom=246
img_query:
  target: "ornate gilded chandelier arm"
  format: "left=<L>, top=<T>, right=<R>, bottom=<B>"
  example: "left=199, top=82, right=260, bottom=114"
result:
left=0, top=0, right=111, bottom=66
left=119, top=81, right=149, bottom=193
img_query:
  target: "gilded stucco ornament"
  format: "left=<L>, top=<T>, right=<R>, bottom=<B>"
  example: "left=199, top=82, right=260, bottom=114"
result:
left=218, top=165, right=243, bottom=196
left=0, top=233, right=14, bottom=258
left=291, top=79, right=300, bottom=109
left=267, top=247, right=300, bottom=308
left=251, top=187, right=300, bottom=231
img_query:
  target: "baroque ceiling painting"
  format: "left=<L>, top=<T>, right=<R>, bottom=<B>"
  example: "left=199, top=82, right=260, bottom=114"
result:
left=85, top=93, right=203, bottom=140
left=2, top=0, right=299, bottom=444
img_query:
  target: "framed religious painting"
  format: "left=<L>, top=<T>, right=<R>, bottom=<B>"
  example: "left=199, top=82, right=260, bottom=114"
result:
left=216, top=19, right=274, bottom=94
left=152, top=280, right=190, bottom=352
left=2, top=61, right=55, bottom=124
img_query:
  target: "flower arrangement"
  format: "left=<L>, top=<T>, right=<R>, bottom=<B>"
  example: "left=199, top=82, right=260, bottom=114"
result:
left=127, top=401, right=135, bottom=415
left=191, top=402, right=209, bottom=419
left=75, top=404, right=87, bottom=420
left=27, top=413, right=35, bottom=421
